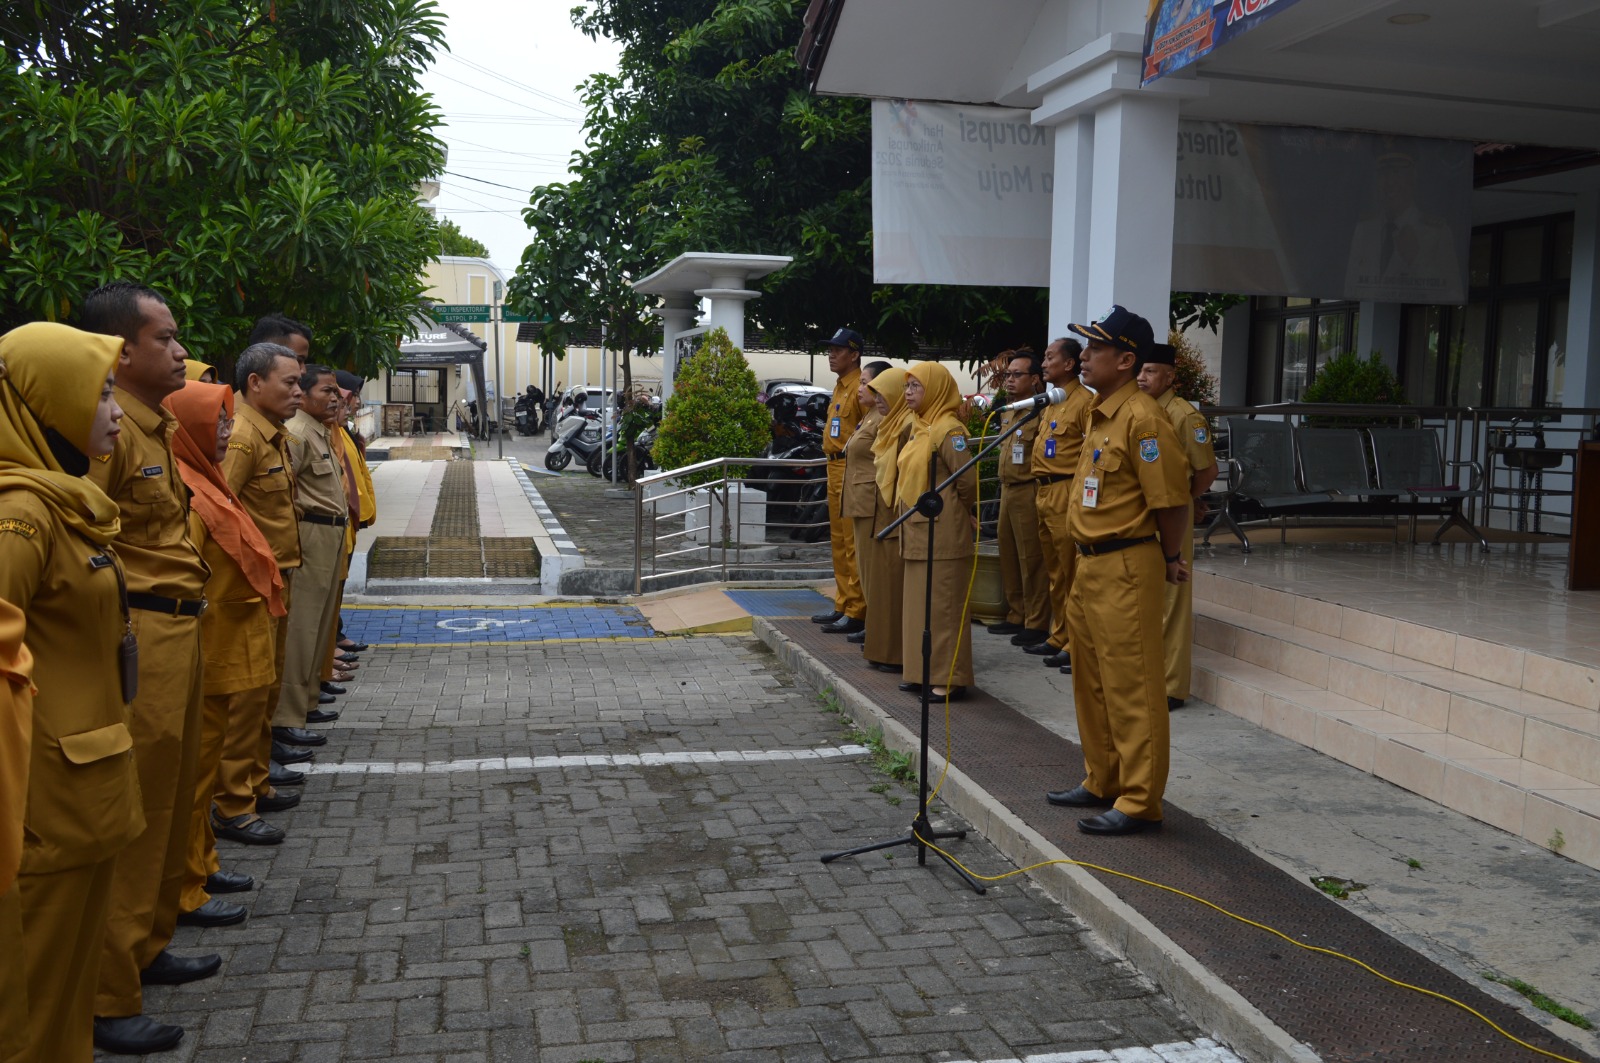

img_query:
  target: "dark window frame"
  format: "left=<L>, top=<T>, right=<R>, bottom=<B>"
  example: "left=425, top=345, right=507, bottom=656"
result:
left=1247, top=297, right=1361, bottom=404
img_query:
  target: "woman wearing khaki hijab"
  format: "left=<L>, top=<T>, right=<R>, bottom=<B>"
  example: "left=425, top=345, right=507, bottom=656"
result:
left=862, top=367, right=912, bottom=671
left=896, top=361, right=978, bottom=699
left=0, top=321, right=146, bottom=1062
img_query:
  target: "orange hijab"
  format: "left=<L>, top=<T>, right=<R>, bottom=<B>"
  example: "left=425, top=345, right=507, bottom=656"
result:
left=163, top=382, right=285, bottom=617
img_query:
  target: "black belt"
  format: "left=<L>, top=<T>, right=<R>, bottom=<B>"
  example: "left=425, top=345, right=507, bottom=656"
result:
left=1036, top=474, right=1071, bottom=485
left=301, top=513, right=348, bottom=527
left=1077, top=535, right=1156, bottom=557
left=827, top=452, right=847, bottom=461
left=127, top=592, right=207, bottom=618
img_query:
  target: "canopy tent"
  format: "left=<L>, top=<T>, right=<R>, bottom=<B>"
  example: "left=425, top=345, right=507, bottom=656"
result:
left=396, top=316, right=490, bottom=438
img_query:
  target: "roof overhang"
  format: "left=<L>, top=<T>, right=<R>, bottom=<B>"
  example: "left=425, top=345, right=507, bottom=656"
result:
left=632, top=252, right=795, bottom=297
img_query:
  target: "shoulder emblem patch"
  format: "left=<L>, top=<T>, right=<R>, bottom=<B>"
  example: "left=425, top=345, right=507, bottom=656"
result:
left=1139, top=436, right=1160, bottom=463
left=0, top=517, right=38, bottom=539
left=951, top=434, right=967, bottom=452
left=1194, top=425, right=1209, bottom=444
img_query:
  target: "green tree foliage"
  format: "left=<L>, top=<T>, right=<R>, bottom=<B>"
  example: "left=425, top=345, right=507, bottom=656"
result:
left=651, top=327, right=768, bottom=484
left=1170, top=292, right=1247, bottom=333
left=1168, top=330, right=1220, bottom=407
left=509, top=0, right=1047, bottom=370
left=437, top=219, right=491, bottom=259
left=1302, top=351, right=1401, bottom=405
left=0, top=0, right=447, bottom=377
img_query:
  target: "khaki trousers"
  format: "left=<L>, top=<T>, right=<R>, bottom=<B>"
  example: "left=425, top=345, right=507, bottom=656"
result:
left=1036, top=480, right=1078, bottom=651
left=273, top=523, right=342, bottom=728
left=903, top=557, right=974, bottom=688
left=0, top=884, right=25, bottom=1063
left=1066, top=540, right=1170, bottom=821
left=826, top=462, right=865, bottom=619
left=855, top=517, right=903, bottom=667
left=178, top=686, right=232, bottom=913
left=97, top=610, right=202, bottom=1017
left=997, top=481, right=1050, bottom=631
left=1162, top=508, right=1196, bottom=700
left=23, top=859, right=115, bottom=1061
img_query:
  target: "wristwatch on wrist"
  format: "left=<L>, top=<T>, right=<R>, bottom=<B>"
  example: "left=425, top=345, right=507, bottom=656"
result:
left=1164, top=552, right=1182, bottom=564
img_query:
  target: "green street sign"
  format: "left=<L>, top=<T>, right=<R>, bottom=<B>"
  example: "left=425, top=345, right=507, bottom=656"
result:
left=429, top=303, right=491, bottom=323
left=502, top=311, right=529, bottom=323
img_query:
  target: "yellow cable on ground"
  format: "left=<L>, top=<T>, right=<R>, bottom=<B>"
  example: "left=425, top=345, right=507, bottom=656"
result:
left=900, top=407, right=1581, bottom=1063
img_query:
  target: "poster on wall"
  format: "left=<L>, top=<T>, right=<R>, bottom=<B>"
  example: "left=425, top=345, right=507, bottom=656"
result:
left=1171, top=121, right=1472, bottom=304
left=1142, top=0, right=1311, bottom=85
left=871, top=99, right=1053, bottom=287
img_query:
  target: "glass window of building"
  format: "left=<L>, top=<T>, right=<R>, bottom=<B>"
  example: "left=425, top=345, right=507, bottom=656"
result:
left=1246, top=298, right=1360, bottom=404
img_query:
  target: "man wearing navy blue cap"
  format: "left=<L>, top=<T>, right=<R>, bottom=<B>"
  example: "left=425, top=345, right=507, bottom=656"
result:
left=1044, top=305, right=1191, bottom=836
left=811, top=328, right=867, bottom=633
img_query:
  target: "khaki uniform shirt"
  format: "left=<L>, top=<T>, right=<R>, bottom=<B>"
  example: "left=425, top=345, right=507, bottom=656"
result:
left=225, top=403, right=300, bottom=569
left=88, top=389, right=209, bottom=598
left=1030, top=379, right=1094, bottom=479
left=286, top=411, right=347, bottom=521
left=823, top=367, right=863, bottom=458
left=840, top=410, right=883, bottom=520
left=0, top=490, right=143, bottom=874
left=999, top=404, right=1043, bottom=486
left=899, top=428, right=978, bottom=561
left=1068, top=380, right=1191, bottom=545
left=1155, top=389, right=1217, bottom=476
left=190, top=512, right=276, bottom=697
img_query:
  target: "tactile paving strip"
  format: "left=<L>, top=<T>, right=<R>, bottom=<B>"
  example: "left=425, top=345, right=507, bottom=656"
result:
left=775, top=618, right=1596, bottom=1063
left=724, top=588, right=835, bottom=618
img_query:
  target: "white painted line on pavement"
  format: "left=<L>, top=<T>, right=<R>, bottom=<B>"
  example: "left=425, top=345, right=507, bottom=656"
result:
left=302, top=744, right=873, bottom=775
left=944, top=1039, right=1242, bottom=1063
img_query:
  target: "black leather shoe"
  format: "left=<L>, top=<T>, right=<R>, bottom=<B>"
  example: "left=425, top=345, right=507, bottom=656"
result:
left=1046, top=785, right=1114, bottom=808
left=140, top=949, right=222, bottom=985
left=338, top=640, right=369, bottom=652
left=869, top=662, right=903, bottom=673
left=269, top=761, right=306, bottom=786
left=897, top=681, right=923, bottom=693
left=336, top=651, right=359, bottom=663
left=257, top=789, right=301, bottom=813
left=1010, top=628, right=1050, bottom=646
left=1077, top=809, right=1160, bottom=835
left=306, top=707, right=340, bottom=725
left=205, top=869, right=254, bottom=894
left=1024, top=641, right=1060, bottom=656
left=272, top=726, right=327, bottom=747
left=930, top=686, right=968, bottom=702
left=321, top=682, right=347, bottom=696
left=811, top=609, right=842, bottom=624
left=846, top=630, right=866, bottom=644
left=1044, top=651, right=1071, bottom=669
left=1060, top=665, right=1072, bottom=675
left=317, top=691, right=336, bottom=705
left=822, top=615, right=864, bottom=634
left=272, top=740, right=315, bottom=764
left=213, top=813, right=285, bottom=846
left=94, top=1015, right=184, bottom=1055
left=986, top=621, right=1022, bottom=635
left=177, top=897, right=247, bottom=928
left=1168, top=696, right=1186, bottom=710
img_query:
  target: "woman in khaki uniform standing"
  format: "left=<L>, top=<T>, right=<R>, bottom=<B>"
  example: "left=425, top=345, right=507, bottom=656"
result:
left=862, top=367, right=912, bottom=673
left=1, top=597, right=32, bottom=1063
left=840, top=361, right=891, bottom=654
left=0, top=321, right=145, bottom=1062
left=896, top=361, right=978, bottom=700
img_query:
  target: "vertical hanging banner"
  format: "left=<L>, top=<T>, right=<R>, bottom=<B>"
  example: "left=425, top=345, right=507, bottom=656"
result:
left=871, top=99, right=1053, bottom=287
left=1143, top=0, right=1311, bottom=85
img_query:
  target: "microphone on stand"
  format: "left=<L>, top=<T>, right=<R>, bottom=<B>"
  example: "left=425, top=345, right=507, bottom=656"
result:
left=993, top=386, right=1065, bottom=413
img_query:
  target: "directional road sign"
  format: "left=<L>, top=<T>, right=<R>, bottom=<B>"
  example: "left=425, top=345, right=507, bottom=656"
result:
left=429, top=304, right=492, bottom=323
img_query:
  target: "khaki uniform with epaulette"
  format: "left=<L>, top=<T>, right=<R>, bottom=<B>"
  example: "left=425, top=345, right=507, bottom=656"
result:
left=997, top=405, right=1049, bottom=635
left=1031, top=380, right=1094, bottom=653
left=1154, top=387, right=1216, bottom=702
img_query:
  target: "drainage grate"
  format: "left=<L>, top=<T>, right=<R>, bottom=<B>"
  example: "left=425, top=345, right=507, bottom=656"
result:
left=366, top=465, right=541, bottom=580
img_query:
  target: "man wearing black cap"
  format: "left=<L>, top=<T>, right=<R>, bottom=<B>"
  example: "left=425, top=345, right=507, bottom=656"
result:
left=1044, top=306, right=1191, bottom=837
left=1138, top=343, right=1217, bottom=711
left=811, top=328, right=866, bottom=635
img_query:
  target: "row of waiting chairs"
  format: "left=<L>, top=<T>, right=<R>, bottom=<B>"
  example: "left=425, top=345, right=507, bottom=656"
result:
left=1202, top=420, right=1489, bottom=552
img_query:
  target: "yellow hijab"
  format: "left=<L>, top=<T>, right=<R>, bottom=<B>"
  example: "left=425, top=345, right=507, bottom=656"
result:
left=184, top=358, right=216, bottom=382
left=896, top=361, right=966, bottom=508
left=869, top=368, right=910, bottom=506
left=0, top=322, right=122, bottom=546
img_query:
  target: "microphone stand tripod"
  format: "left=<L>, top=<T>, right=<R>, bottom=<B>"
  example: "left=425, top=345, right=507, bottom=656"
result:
left=820, top=401, right=1049, bottom=894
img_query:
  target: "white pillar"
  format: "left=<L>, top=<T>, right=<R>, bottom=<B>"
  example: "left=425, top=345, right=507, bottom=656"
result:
left=651, top=295, right=697, bottom=402
left=1084, top=93, right=1182, bottom=328
left=1048, top=115, right=1095, bottom=339
left=1356, top=301, right=1403, bottom=367
left=696, top=287, right=760, bottom=351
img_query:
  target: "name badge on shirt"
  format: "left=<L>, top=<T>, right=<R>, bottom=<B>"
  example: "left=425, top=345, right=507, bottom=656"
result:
left=1044, top=437, right=1056, bottom=459
left=88, top=553, right=114, bottom=569
left=1081, top=476, right=1100, bottom=509
left=140, top=465, right=164, bottom=478
left=830, top=417, right=841, bottom=438
left=267, top=465, right=285, bottom=474
left=1011, top=442, right=1024, bottom=464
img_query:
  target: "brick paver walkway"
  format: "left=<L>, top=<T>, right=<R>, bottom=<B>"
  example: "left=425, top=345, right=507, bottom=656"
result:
left=129, top=614, right=1235, bottom=1062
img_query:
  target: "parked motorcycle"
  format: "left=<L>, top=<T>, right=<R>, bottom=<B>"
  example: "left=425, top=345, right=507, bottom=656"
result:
left=746, top=390, right=830, bottom=541
left=544, top=411, right=604, bottom=472
left=513, top=394, right=541, bottom=436
left=596, top=423, right=658, bottom=484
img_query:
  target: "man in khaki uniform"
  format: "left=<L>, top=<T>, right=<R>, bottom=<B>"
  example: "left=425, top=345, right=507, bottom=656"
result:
left=1028, top=338, right=1093, bottom=671
left=80, top=282, right=233, bottom=1056
left=1045, top=306, right=1191, bottom=836
left=1138, top=343, right=1218, bottom=710
left=812, top=327, right=866, bottom=634
left=271, top=366, right=347, bottom=746
left=217, top=343, right=304, bottom=845
left=988, top=349, right=1051, bottom=646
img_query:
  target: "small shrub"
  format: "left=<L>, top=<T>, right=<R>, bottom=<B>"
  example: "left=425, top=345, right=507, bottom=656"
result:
left=1302, top=351, right=1401, bottom=406
left=651, top=327, right=770, bottom=486
left=1169, top=329, right=1219, bottom=407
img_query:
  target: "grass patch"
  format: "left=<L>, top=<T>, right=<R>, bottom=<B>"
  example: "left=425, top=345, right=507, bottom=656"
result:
left=1405, top=858, right=1423, bottom=870
left=1483, top=973, right=1594, bottom=1030
left=1311, top=876, right=1367, bottom=900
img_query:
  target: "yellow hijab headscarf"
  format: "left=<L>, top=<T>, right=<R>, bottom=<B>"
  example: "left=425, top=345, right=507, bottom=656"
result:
left=0, top=322, right=123, bottom=546
left=896, top=361, right=966, bottom=508
left=184, top=358, right=216, bottom=382
left=868, top=368, right=910, bottom=507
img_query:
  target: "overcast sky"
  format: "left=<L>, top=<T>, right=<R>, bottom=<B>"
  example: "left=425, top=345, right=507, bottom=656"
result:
left=418, top=3, right=621, bottom=273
